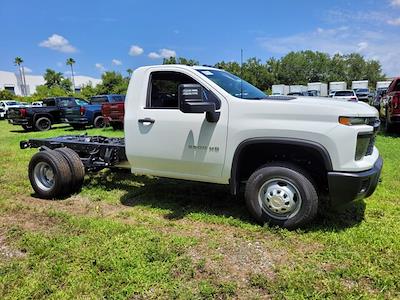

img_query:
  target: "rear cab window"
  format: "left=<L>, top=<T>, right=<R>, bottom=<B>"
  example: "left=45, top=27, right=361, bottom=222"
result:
left=91, top=96, right=109, bottom=104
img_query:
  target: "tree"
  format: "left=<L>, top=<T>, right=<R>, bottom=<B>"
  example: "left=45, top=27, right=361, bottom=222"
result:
left=66, top=58, right=76, bottom=91
left=44, top=69, right=63, bottom=88
left=95, top=71, right=129, bottom=95
left=14, top=57, right=27, bottom=96
left=163, top=57, right=199, bottom=66
left=126, top=68, right=133, bottom=77
left=0, top=90, right=17, bottom=100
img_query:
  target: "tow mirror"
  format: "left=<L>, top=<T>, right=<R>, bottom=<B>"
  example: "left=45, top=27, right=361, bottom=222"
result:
left=178, top=84, right=220, bottom=122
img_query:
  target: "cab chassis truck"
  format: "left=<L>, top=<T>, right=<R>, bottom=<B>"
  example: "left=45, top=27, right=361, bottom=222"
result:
left=21, top=65, right=382, bottom=229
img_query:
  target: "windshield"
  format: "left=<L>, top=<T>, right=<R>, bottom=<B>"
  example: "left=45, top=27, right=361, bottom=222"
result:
left=356, top=88, right=369, bottom=93
left=197, top=69, right=267, bottom=99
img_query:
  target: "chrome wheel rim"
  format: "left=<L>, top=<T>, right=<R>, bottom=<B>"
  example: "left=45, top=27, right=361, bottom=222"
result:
left=258, top=178, right=302, bottom=220
left=33, top=162, right=55, bottom=191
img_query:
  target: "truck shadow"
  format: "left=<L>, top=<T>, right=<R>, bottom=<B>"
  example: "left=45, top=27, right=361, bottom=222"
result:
left=85, top=170, right=365, bottom=232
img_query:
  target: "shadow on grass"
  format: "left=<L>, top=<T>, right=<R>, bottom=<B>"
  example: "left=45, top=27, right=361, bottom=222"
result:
left=84, top=169, right=366, bottom=231
left=10, top=125, right=72, bottom=134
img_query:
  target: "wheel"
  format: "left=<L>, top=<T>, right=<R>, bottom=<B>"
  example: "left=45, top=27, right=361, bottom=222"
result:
left=71, top=124, right=85, bottom=130
left=22, top=125, right=33, bottom=131
left=34, top=117, right=51, bottom=131
left=28, top=150, right=73, bottom=199
left=245, top=162, right=318, bottom=229
left=54, top=148, right=85, bottom=193
left=93, top=116, right=106, bottom=128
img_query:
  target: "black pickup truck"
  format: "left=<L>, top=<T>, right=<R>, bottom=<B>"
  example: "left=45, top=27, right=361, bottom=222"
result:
left=8, top=97, right=86, bottom=131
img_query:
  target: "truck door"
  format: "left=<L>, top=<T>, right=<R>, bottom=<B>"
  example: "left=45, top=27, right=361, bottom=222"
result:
left=128, top=70, right=228, bottom=183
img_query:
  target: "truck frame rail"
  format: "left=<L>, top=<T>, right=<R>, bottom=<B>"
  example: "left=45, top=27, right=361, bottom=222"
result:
left=20, top=135, right=127, bottom=171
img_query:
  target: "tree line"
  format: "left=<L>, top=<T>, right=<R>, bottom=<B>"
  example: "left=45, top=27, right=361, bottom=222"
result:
left=1, top=50, right=386, bottom=101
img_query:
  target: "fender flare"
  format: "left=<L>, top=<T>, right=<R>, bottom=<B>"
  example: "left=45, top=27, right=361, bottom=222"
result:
left=229, top=137, right=333, bottom=195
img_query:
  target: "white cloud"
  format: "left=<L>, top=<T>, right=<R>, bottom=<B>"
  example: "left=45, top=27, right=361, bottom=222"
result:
left=390, top=0, right=400, bottom=7
left=257, top=26, right=400, bottom=76
left=39, top=34, right=77, bottom=53
left=387, top=17, right=400, bottom=25
left=129, top=45, right=144, bottom=56
left=22, top=66, right=32, bottom=73
left=95, top=63, right=105, bottom=72
left=112, top=59, right=122, bottom=66
left=148, top=52, right=161, bottom=59
left=148, top=48, right=177, bottom=59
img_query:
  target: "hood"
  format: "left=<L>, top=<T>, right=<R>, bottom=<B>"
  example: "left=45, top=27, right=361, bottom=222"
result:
left=290, top=96, right=378, bottom=117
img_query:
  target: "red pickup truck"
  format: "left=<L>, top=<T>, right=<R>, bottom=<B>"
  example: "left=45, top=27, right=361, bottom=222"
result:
left=101, top=96, right=125, bottom=130
left=380, top=77, right=400, bottom=132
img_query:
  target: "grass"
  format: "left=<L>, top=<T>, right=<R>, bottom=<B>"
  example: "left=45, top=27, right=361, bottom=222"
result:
left=0, top=121, right=399, bottom=299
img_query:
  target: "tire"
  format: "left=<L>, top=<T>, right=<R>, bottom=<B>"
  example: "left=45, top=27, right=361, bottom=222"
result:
left=35, top=116, right=51, bottom=131
left=54, top=148, right=85, bottom=193
left=22, top=125, right=33, bottom=131
left=245, top=162, right=318, bottom=229
left=93, top=116, right=106, bottom=128
left=28, top=150, right=73, bottom=199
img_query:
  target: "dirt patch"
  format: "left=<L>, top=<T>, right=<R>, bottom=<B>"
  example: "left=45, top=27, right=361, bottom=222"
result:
left=0, top=230, right=26, bottom=259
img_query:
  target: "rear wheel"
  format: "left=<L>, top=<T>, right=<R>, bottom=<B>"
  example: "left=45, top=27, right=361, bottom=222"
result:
left=93, top=116, right=106, bottom=128
left=245, top=162, right=318, bottom=229
left=54, top=148, right=85, bottom=193
left=35, top=117, right=51, bottom=131
left=28, top=150, right=72, bottom=199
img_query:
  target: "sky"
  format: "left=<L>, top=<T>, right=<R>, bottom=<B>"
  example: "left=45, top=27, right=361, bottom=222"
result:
left=1, top=0, right=400, bottom=78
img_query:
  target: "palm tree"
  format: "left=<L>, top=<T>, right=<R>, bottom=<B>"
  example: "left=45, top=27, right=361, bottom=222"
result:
left=44, top=69, right=63, bottom=88
left=66, top=58, right=76, bottom=91
left=14, top=57, right=26, bottom=96
left=127, top=68, right=133, bottom=77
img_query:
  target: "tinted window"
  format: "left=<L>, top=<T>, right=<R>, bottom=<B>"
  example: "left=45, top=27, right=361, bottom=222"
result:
left=75, top=99, right=89, bottom=106
left=110, top=95, right=125, bottom=103
left=148, top=71, right=220, bottom=109
left=394, top=80, right=400, bottom=92
left=58, top=98, right=76, bottom=107
left=43, top=99, right=56, bottom=106
left=335, top=91, right=354, bottom=96
left=91, top=96, right=109, bottom=104
left=5, top=101, right=18, bottom=105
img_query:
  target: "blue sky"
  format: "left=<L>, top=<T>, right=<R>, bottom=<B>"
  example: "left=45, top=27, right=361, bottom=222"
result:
left=1, top=0, right=400, bottom=78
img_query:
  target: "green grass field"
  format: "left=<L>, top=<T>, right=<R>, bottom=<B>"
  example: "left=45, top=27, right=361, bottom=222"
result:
left=0, top=121, right=399, bottom=299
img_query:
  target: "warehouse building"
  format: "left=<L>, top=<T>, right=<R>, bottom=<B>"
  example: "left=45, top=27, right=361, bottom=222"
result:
left=0, top=70, right=101, bottom=96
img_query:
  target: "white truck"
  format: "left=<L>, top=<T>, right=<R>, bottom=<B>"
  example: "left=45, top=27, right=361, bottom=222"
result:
left=376, top=81, right=391, bottom=91
left=352, top=81, right=369, bottom=90
left=329, top=82, right=347, bottom=96
left=21, top=65, right=382, bottom=229
left=272, top=84, right=289, bottom=96
left=307, top=82, right=328, bottom=97
left=289, top=85, right=307, bottom=93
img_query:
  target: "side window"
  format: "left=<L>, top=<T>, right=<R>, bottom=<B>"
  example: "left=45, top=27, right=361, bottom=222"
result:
left=394, top=80, right=400, bottom=92
left=43, top=99, right=56, bottom=106
left=147, top=71, right=221, bottom=109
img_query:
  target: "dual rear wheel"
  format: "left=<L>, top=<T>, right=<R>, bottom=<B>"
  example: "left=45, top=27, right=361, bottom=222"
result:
left=28, top=148, right=85, bottom=199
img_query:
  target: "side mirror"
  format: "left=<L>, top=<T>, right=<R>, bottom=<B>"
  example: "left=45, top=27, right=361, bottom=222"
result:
left=178, top=84, right=220, bottom=122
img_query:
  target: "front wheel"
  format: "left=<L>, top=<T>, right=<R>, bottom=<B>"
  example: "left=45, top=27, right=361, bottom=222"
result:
left=245, top=162, right=318, bottom=229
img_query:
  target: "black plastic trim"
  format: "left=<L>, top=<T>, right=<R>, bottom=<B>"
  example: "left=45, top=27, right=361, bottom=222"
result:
left=230, top=137, right=333, bottom=195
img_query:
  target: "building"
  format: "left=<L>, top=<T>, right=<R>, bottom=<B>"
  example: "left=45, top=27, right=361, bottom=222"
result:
left=0, top=70, right=101, bottom=96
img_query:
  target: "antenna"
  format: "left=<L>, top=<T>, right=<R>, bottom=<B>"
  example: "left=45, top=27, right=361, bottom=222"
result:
left=240, top=48, right=243, bottom=98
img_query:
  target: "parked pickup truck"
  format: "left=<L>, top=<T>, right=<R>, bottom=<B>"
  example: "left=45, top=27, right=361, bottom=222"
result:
left=20, top=65, right=382, bottom=229
left=64, top=94, right=125, bottom=129
left=102, top=95, right=125, bottom=129
left=0, top=100, right=24, bottom=119
left=8, top=97, right=86, bottom=131
left=380, top=77, right=400, bottom=132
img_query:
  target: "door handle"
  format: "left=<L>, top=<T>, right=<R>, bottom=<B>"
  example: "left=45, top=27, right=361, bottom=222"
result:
left=138, top=118, right=155, bottom=124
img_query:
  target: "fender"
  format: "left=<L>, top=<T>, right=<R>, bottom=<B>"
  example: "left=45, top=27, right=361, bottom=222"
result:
left=229, top=137, right=333, bottom=195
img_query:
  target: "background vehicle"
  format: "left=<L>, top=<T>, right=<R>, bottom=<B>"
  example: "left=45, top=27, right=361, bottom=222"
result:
left=329, top=81, right=347, bottom=96
left=0, top=100, right=23, bottom=119
left=353, top=88, right=370, bottom=102
left=101, top=95, right=126, bottom=129
left=331, top=90, right=358, bottom=102
left=307, top=82, right=328, bottom=96
left=287, top=91, right=309, bottom=96
left=289, top=85, right=307, bottom=94
left=272, top=84, right=289, bottom=95
left=380, top=77, right=400, bottom=132
left=65, top=94, right=124, bottom=129
left=32, top=101, right=43, bottom=107
left=8, top=97, right=82, bottom=131
left=21, top=65, right=382, bottom=229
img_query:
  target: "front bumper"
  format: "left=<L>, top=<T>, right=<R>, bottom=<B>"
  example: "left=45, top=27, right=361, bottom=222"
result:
left=327, top=156, right=383, bottom=205
left=8, top=118, right=29, bottom=125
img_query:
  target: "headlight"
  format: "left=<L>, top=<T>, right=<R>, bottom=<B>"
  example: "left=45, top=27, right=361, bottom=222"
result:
left=339, top=116, right=376, bottom=126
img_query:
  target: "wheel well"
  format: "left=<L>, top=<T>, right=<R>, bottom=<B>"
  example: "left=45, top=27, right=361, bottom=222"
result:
left=230, top=140, right=332, bottom=195
left=34, top=114, right=53, bottom=123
